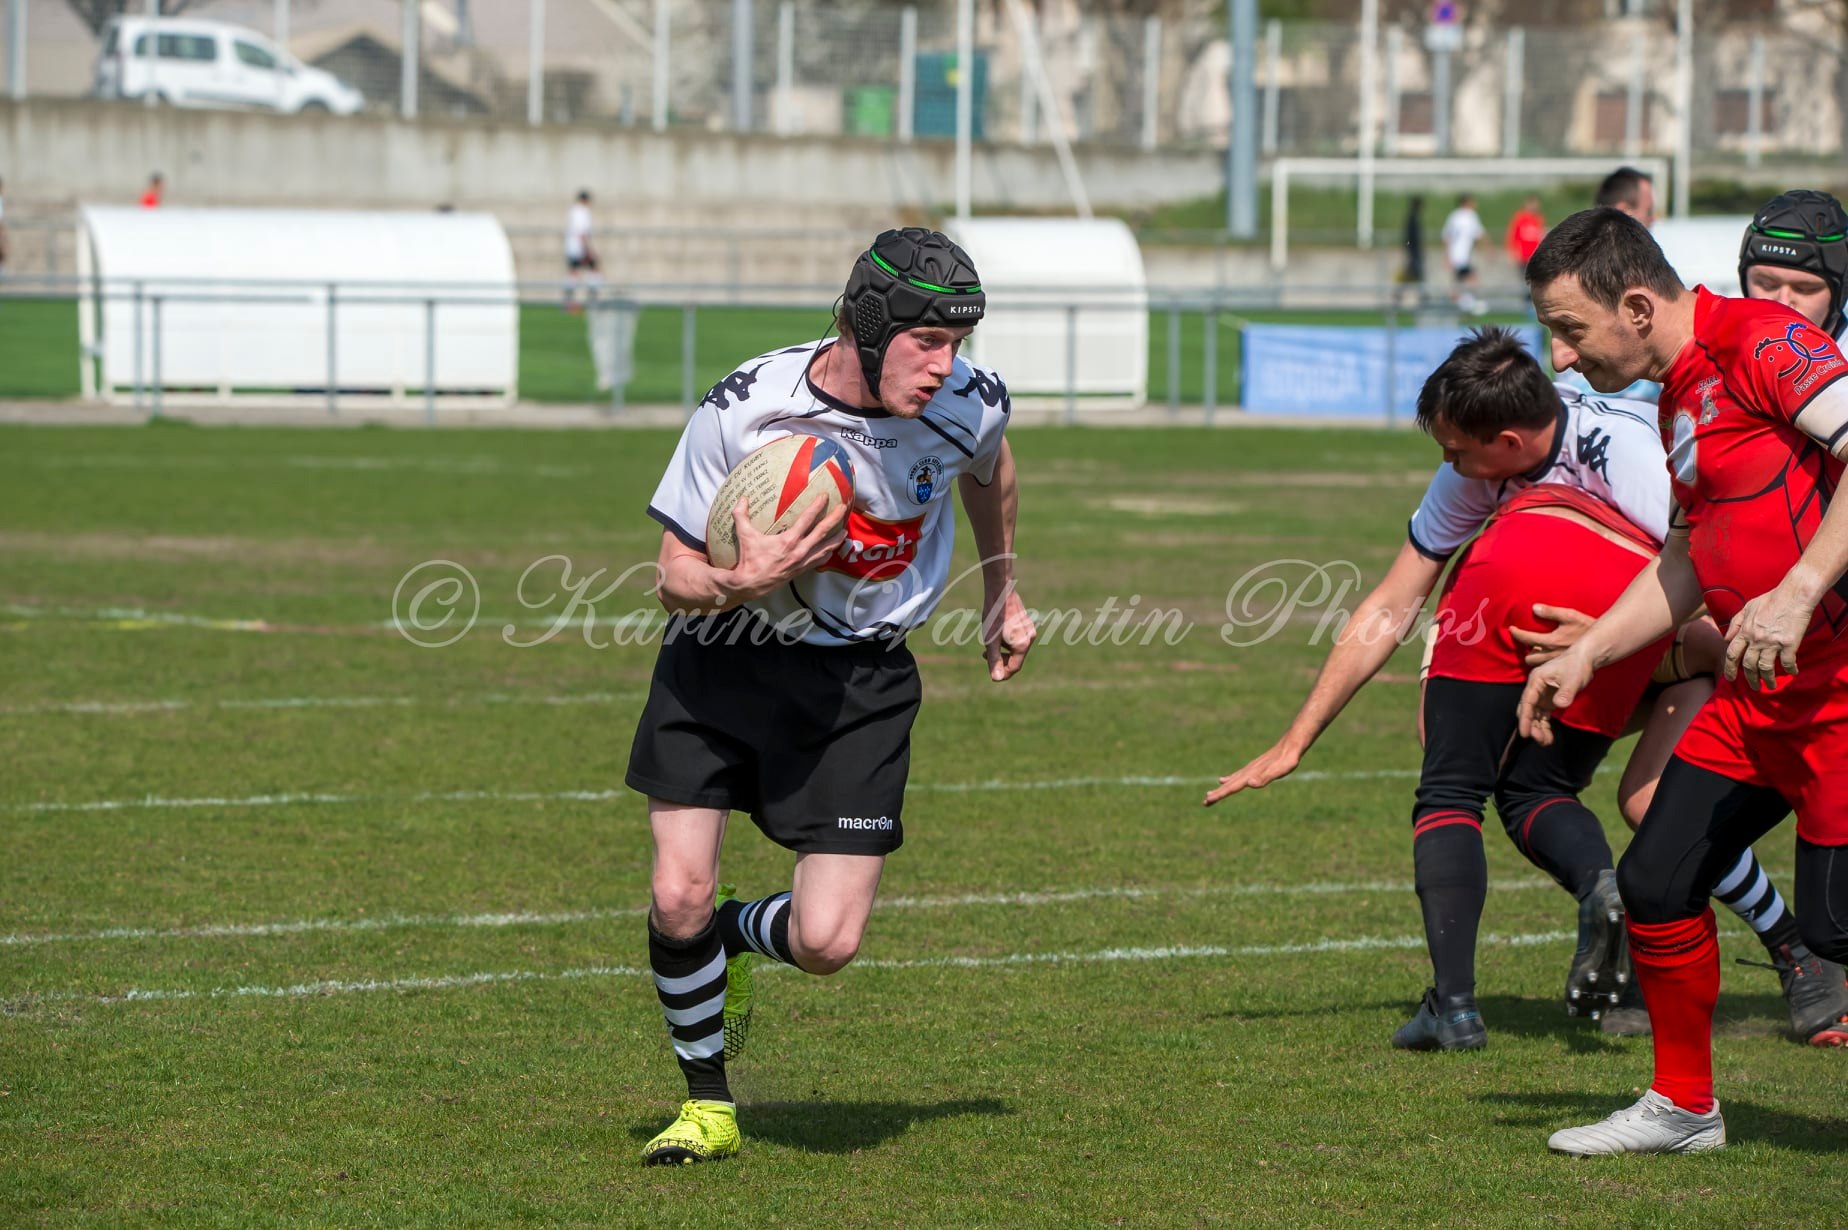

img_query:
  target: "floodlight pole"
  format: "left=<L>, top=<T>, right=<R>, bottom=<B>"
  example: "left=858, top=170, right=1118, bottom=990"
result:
left=954, top=0, right=973, bottom=224
left=1226, top=0, right=1257, bottom=239
left=652, top=0, right=668, bottom=131
left=400, top=0, right=419, bottom=120
left=731, top=0, right=753, bottom=132
left=1673, top=0, right=1692, bottom=218
left=1357, top=0, right=1378, bottom=249
left=527, top=0, right=545, bottom=127
left=6, top=0, right=25, bottom=102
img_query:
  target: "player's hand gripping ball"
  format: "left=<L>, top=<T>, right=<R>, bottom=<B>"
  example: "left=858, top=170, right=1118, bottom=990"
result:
left=704, top=434, right=856, bottom=570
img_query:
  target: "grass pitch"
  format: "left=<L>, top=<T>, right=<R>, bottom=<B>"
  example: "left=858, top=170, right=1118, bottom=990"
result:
left=3, top=423, right=1844, bottom=1227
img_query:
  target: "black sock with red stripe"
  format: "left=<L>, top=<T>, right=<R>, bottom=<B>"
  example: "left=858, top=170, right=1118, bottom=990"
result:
left=1412, top=810, right=1488, bottom=1002
left=1502, top=794, right=1614, bottom=899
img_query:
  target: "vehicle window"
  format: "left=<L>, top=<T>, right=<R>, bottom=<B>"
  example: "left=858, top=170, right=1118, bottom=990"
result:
left=156, top=34, right=218, bottom=63
left=102, top=26, right=118, bottom=56
left=234, top=41, right=278, bottom=71
left=132, top=33, right=152, bottom=57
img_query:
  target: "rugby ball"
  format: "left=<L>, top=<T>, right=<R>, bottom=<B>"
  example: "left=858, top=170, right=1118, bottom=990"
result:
left=704, top=434, right=856, bottom=570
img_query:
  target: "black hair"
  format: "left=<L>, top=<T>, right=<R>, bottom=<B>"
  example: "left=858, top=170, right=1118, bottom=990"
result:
left=1524, top=207, right=1684, bottom=309
left=1415, top=327, right=1560, bottom=441
left=1594, top=166, right=1653, bottom=210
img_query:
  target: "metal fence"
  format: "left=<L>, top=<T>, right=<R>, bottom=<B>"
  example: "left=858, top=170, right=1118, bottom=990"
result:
left=0, top=271, right=1537, bottom=425
left=6, top=0, right=1842, bottom=163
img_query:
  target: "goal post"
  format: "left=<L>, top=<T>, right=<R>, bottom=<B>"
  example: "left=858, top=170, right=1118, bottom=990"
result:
left=1268, top=156, right=1673, bottom=271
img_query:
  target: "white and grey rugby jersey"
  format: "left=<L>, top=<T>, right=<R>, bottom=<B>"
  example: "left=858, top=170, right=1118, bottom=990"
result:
left=1408, top=383, right=1670, bottom=560
left=648, top=339, right=1011, bottom=646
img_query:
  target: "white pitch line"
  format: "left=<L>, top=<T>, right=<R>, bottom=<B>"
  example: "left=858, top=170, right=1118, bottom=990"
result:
left=0, top=878, right=1557, bottom=948
left=0, top=692, right=649, bottom=717
left=12, top=929, right=1577, bottom=1007
left=5, top=768, right=1442, bottom=815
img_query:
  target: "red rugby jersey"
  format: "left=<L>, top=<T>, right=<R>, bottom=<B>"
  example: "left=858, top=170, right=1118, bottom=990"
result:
left=1660, top=287, right=1848, bottom=656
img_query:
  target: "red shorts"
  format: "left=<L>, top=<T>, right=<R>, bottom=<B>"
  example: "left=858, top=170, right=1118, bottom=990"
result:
left=1674, top=656, right=1848, bottom=844
left=1428, top=506, right=1670, bottom=739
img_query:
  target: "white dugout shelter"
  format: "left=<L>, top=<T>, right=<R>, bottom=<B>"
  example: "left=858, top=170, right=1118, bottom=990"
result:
left=78, top=207, right=518, bottom=406
left=946, top=217, right=1148, bottom=411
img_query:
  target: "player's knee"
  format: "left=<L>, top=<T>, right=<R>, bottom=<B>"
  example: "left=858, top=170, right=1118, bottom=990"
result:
left=790, top=925, right=863, bottom=975
left=650, top=878, right=717, bottom=938
left=1491, top=785, right=1538, bottom=837
left=1616, top=847, right=1692, bottom=924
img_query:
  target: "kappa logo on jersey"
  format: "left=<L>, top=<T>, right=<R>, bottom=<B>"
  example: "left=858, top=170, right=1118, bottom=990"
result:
left=1753, top=322, right=1846, bottom=393
left=952, top=371, right=1009, bottom=409
left=839, top=426, right=897, bottom=449
left=907, top=455, right=945, bottom=504
left=1575, top=426, right=1613, bottom=480
left=821, top=509, right=927, bottom=581
left=700, top=362, right=768, bottom=411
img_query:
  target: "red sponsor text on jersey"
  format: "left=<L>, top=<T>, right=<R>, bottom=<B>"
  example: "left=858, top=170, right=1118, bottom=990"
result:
left=1661, top=288, right=1848, bottom=654
left=820, top=509, right=926, bottom=582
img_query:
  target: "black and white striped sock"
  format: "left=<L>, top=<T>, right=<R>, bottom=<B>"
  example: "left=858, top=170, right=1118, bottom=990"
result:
left=718, top=891, right=796, bottom=966
left=1713, top=849, right=1803, bottom=953
left=648, top=917, right=730, bottom=1103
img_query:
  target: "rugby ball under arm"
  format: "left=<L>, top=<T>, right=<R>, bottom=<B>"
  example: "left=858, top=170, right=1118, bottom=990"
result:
left=703, top=434, right=856, bottom=570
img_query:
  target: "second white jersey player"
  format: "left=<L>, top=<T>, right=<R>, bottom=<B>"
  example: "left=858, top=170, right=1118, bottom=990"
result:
left=1408, top=382, right=1669, bottom=560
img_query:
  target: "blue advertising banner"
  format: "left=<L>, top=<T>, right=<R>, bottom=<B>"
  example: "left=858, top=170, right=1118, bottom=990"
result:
left=1240, top=323, right=1544, bottom=419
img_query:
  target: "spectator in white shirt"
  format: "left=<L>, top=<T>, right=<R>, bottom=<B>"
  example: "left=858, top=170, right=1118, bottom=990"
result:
left=564, top=189, right=601, bottom=311
left=1441, top=194, right=1487, bottom=315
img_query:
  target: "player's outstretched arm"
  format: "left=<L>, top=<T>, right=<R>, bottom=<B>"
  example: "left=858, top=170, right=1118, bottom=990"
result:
left=653, top=499, right=848, bottom=615
left=1204, top=540, right=1442, bottom=806
left=959, top=439, right=1035, bottom=681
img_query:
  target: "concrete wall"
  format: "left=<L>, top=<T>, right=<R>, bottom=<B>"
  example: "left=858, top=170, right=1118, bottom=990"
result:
left=0, top=99, right=1224, bottom=225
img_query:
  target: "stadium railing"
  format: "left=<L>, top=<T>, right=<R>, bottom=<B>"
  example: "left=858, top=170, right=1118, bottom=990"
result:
left=0, top=272, right=1542, bottom=425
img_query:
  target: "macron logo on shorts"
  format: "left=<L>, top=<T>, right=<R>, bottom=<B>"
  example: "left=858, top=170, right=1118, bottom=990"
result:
left=837, top=816, right=895, bottom=831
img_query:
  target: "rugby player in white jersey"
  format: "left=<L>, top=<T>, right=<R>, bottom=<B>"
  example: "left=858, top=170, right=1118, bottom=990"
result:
left=628, top=228, right=1035, bottom=1165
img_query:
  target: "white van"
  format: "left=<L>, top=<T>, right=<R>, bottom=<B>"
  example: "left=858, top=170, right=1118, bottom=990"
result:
left=94, top=17, right=365, bottom=116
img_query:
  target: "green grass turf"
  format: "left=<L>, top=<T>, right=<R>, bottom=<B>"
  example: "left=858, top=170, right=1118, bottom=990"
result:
left=3, top=424, right=1844, bottom=1227
left=0, top=301, right=1524, bottom=410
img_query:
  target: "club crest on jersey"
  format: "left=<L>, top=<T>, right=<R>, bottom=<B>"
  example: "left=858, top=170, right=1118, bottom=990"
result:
left=1697, top=377, right=1722, bottom=425
left=907, top=455, right=944, bottom=504
left=1753, top=321, right=1844, bottom=392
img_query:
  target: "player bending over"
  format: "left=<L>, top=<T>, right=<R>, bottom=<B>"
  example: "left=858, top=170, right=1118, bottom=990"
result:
left=1207, top=328, right=1671, bottom=1048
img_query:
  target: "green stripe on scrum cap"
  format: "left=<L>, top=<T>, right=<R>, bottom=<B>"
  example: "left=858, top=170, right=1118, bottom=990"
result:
left=869, top=250, right=981, bottom=295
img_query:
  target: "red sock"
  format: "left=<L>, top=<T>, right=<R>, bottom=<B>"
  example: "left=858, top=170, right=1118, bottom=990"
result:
left=1628, top=909, right=1719, bottom=1113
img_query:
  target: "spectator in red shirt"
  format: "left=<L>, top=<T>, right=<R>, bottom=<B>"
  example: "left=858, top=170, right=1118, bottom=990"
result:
left=140, top=172, right=164, bottom=209
left=1506, top=195, right=1546, bottom=272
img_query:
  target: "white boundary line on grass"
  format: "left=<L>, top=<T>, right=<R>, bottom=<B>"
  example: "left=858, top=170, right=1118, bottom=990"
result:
left=0, top=692, right=651, bottom=716
left=5, top=770, right=1430, bottom=816
left=0, top=877, right=1557, bottom=948
left=17, top=928, right=1578, bottom=1006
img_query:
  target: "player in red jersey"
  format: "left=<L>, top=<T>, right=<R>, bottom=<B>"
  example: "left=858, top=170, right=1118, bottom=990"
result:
left=1521, top=207, right=1848, bottom=1155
